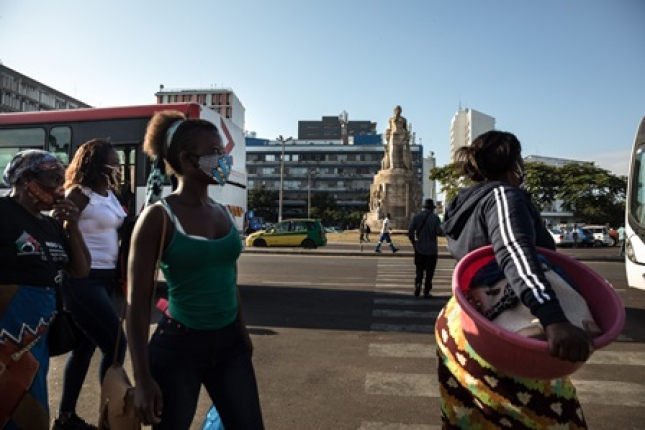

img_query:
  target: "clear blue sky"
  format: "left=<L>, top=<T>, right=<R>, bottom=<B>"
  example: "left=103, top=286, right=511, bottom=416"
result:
left=1, top=0, right=643, bottom=176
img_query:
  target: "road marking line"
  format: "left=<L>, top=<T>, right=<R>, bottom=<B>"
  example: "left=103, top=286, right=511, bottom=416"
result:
left=617, top=334, right=634, bottom=342
left=260, top=281, right=374, bottom=287
left=587, top=350, right=645, bottom=365
left=571, top=380, right=645, bottom=406
left=373, top=309, right=439, bottom=318
left=374, top=290, right=451, bottom=297
left=374, top=298, right=443, bottom=306
left=359, top=422, right=440, bottom=430
left=370, top=323, right=433, bottom=333
left=366, top=373, right=645, bottom=406
left=375, top=283, right=451, bottom=288
left=369, top=343, right=435, bottom=358
left=365, top=372, right=438, bottom=397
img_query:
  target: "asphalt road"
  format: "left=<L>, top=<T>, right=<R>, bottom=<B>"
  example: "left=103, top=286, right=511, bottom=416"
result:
left=47, top=246, right=643, bottom=429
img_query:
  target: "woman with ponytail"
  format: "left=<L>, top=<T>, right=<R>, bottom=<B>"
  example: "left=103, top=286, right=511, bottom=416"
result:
left=126, top=111, right=264, bottom=429
left=439, top=131, right=590, bottom=429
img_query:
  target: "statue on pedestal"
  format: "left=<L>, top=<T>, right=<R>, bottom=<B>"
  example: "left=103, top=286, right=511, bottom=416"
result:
left=383, top=105, right=412, bottom=170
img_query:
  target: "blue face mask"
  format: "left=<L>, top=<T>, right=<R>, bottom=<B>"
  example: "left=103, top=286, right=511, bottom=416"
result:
left=195, top=153, right=232, bottom=186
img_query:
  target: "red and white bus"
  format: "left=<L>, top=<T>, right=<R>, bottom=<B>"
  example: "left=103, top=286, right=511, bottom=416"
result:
left=0, top=103, right=247, bottom=230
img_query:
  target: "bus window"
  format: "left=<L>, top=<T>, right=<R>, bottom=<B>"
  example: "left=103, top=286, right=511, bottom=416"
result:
left=0, top=128, right=47, bottom=174
left=49, top=126, right=72, bottom=165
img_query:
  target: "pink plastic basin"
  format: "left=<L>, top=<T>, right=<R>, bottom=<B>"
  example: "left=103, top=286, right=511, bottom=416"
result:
left=453, top=245, right=625, bottom=379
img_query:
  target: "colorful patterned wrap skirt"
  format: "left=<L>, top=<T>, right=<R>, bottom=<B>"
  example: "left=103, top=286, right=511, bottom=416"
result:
left=436, top=297, right=587, bottom=429
left=0, top=284, right=56, bottom=430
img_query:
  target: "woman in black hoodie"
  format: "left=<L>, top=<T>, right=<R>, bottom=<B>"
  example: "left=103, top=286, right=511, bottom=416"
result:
left=438, top=131, right=590, bottom=429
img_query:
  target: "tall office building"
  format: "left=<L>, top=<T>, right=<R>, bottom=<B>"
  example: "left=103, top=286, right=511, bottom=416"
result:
left=449, top=108, right=496, bottom=162
left=298, top=116, right=377, bottom=142
left=423, top=152, right=437, bottom=202
left=0, top=64, right=91, bottom=113
left=155, top=86, right=245, bottom=130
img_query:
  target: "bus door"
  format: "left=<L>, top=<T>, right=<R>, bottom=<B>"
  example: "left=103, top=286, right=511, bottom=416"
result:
left=112, top=142, right=139, bottom=216
left=626, top=116, right=645, bottom=289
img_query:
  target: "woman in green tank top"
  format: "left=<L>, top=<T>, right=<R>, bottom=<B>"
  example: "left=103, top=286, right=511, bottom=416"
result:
left=126, top=111, right=264, bottom=429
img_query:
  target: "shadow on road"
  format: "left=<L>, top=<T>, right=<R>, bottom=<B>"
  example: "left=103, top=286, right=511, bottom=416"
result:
left=239, top=284, right=447, bottom=333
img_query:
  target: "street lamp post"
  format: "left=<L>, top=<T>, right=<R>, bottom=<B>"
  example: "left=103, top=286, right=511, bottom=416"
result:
left=277, top=135, right=292, bottom=222
left=307, top=170, right=317, bottom=218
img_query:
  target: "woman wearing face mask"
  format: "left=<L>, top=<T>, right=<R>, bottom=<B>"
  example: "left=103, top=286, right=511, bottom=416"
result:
left=127, top=111, right=264, bottom=429
left=53, top=139, right=127, bottom=430
left=439, top=131, right=591, bottom=428
left=0, top=150, right=90, bottom=429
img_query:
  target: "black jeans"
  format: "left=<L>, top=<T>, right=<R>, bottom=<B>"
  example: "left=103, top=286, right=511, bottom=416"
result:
left=59, top=269, right=127, bottom=413
left=414, top=252, right=438, bottom=295
left=149, top=315, right=264, bottom=430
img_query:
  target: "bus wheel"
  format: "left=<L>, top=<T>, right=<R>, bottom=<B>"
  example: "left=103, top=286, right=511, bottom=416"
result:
left=302, top=239, right=316, bottom=249
left=253, top=239, right=267, bottom=247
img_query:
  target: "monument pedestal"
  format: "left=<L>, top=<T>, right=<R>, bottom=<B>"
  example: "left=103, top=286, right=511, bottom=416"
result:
left=367, top=168, right=422, bottom=231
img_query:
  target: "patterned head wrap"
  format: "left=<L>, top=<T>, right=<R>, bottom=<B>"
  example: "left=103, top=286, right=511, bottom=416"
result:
left=3, top=149, right=64, bottom=186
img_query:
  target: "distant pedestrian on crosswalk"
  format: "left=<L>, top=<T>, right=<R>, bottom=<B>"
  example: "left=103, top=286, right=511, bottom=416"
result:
left=408, top=199, right=442, bottom=299
left=375, top=213, right=398, bottom=253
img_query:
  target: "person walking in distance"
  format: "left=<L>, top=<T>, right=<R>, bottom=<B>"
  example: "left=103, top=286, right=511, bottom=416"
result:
left=618, top=225, right=626, bottom=256
left=408, top=199, right=442, bottom=299
left=375, top=213, right=398, bottom=253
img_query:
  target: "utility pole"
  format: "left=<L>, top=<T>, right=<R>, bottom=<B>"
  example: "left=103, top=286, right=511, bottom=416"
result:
left=307, top=169, right=317, bottom=218
left=277, top=135, right=292, bottom=222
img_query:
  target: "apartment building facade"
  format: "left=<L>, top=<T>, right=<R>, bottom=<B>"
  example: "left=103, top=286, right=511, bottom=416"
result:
left=155, top=85, right=245, bottom=130
left=246, top=135, right=424, bottom=219
left=0, top=64, right=91, bottom=113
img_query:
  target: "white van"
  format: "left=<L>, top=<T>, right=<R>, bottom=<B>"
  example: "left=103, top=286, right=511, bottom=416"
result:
left=583, top=225, right=612, bottom=246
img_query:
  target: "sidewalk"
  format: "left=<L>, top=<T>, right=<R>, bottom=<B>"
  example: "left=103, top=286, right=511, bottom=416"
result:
left=243, top=242, right=624, bottom=263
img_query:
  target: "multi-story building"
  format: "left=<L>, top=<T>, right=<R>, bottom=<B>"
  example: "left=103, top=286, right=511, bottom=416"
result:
left=298, top=115, right=377, bottom=142
left=155, top=85, right=245, bottom=130
left=0, top=64, right=91, bottom=113
left=423, top=151, right=437, bottom=202
left=449, top=108, right=496, bottom=162
left=246, top=134, right=424, bottom=220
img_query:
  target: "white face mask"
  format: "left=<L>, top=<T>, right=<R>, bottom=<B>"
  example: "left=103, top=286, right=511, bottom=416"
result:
left=194, top=153, right=232, bottom=186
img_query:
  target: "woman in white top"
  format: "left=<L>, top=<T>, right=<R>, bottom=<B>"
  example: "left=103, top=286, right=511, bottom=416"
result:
left=54, top=139, right=127, bottom=430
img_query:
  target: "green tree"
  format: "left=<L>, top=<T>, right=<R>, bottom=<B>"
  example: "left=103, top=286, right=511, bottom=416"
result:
left=557, top=163, right=626, bottom=226
left=430, top=163, right=472, bottom=203
left=523, top=162, right=561, bottom=211
left=248, top=184, right=278, bottom=221
left=309, top=192, right=339, bottom=225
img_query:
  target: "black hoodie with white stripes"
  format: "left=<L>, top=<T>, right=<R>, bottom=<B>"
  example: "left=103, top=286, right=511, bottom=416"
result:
left=443, top=181, right=568, bottom=327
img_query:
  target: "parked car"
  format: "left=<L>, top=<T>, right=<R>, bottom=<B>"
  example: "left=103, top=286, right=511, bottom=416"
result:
left=576, top=228, right=595, bottom=247
left=324, top=226, right=344, bottom=233
left=549, top=228, right=574, bottom=247
left=245, top=218, right=327, bottom=249
left=583, top=225, right=612, bottom=247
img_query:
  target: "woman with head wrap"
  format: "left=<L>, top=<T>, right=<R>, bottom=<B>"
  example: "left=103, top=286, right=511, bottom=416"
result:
left=0, top=150, right=90, bottom=429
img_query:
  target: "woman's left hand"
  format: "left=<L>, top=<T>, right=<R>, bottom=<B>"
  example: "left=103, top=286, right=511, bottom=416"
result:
left=52, top=199, right=81, bottom=226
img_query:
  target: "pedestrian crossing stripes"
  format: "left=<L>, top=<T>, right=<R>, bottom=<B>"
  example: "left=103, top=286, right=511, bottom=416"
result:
left=363, top=257, right=645, bottom=428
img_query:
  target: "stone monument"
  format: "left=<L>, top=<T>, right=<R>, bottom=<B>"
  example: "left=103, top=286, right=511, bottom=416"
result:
left=367, top=105, right=422, bottom=231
